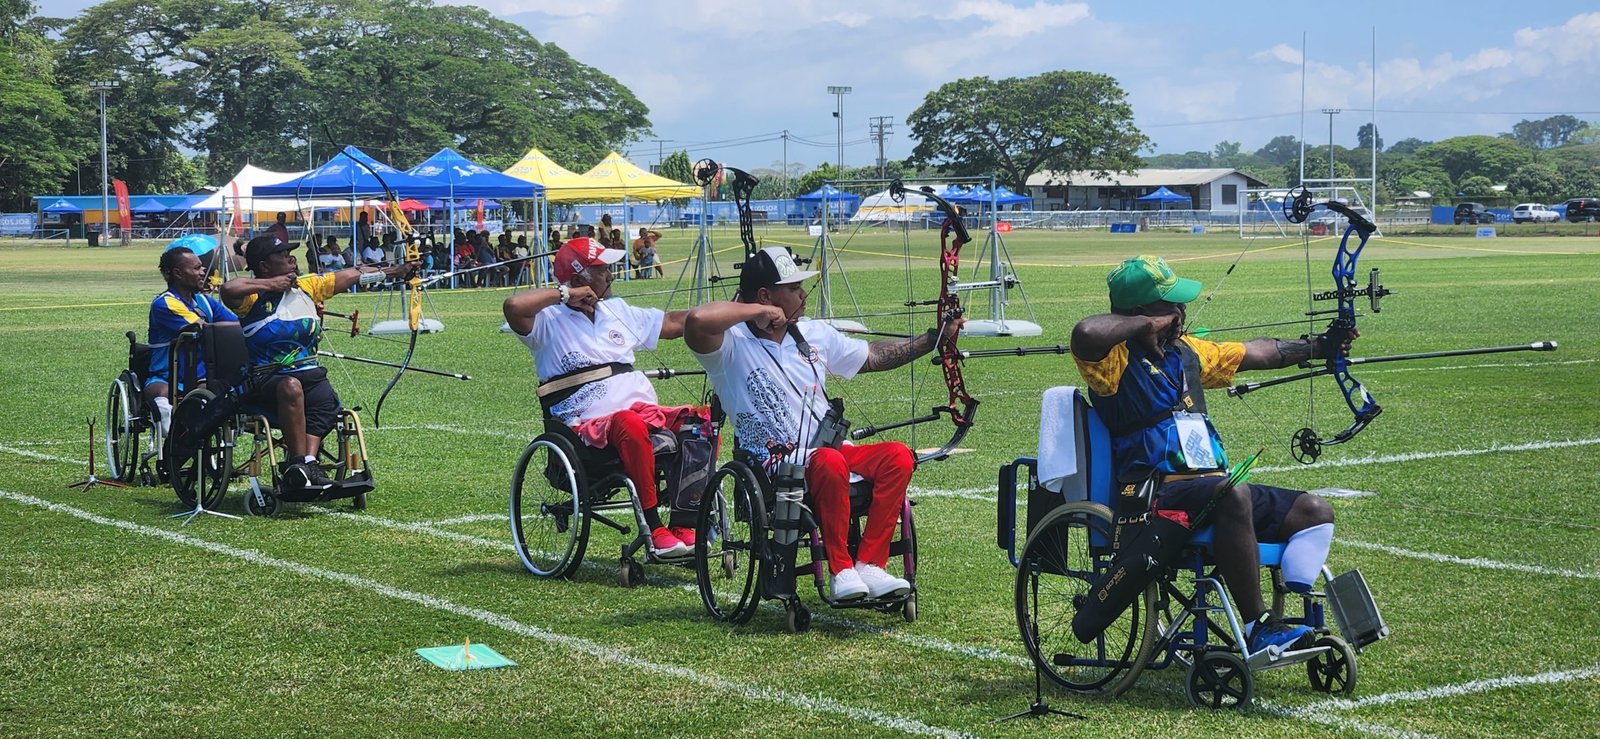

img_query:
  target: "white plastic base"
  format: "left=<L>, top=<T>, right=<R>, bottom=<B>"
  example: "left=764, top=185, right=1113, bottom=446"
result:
left=368, top=318, right=444, bottom=335
left=961, top=319, right=1042, bottom=337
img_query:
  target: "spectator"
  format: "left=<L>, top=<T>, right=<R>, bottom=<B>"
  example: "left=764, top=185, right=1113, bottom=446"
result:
left=228, top=238, right=248, bottom=273
left=631, top=227, right=664, bottom=279
left=271, top=212, right=291, bottom=245
left=598, top=213, right=616, bottom=246
left=338, top=236, right=355, bottom=271
left=304, top=233, right=322, bottom=273
left=512, top=235, right=531, bottom=285
left=361, top=236, right=385, bottom=267
left=474, top=234, right=497, bottom=287
left=356, top=210, right=373, bottom=251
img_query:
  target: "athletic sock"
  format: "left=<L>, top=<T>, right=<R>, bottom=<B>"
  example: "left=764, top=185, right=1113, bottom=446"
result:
left=1281, top=522, right=1334, bottom=593
left=303, top=455, right=317, bottom=464
left=153, top=396, right=172, bottom=435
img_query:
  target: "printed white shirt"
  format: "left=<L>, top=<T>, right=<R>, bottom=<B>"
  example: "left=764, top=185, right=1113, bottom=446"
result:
left=692, top=319, right=868, bottom=463
left=516, top=298, right=665, bottom=425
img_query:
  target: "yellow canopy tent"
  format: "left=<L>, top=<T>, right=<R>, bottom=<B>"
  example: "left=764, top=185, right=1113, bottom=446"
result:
left=555, top=151, right=700, bottom=203
left=501, top=147, right=592, bottom=193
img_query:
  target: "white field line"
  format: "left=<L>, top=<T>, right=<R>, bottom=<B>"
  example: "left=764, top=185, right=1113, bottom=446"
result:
left=1255, top=437, right=1600, bottom=474
left=9, top=439, right=86, bottom=446
left=0, top=490, right=971, bottom=739
left=422, top=513, right=506, bottom=526
left=1338, top=539, right=1600, bottom=581
left=1307, top=663, right=1600, bottom=713
left=0, top=443, right=85, bottom=465
left=374, top=423, right=528, bottom=441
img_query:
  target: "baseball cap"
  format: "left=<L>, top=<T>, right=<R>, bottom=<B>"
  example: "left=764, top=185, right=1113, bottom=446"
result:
left=738, top=246, right=818, bottom=299
left=244, top=234, right=296, bottom=268
left=1106, top=255, right=1203, bottom=310
left=553, top=236, right=625, bottom=283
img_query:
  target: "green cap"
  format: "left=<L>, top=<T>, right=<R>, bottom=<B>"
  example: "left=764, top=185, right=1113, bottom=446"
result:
left=1107, top=255, right=1203, bottom=310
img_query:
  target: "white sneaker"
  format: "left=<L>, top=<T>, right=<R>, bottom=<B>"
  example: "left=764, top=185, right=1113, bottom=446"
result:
left=854, top=563, right=911, bottom=598
left=830, top=567, right=868, bottom=601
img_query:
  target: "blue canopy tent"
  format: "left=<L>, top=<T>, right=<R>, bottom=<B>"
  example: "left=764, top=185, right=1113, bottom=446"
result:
left=1135, top=186, right=1192, bottom=209
left=254, top=145, right=449, bottom=199
left=41, top=199, right=82, bottom=213
left=795, top=184, right=861, bottom=221
left=990, top=185, right=1031, bottom=206
left=406, top=148, right=541, bottom=200
left=131, top=198, right=169, bottom=213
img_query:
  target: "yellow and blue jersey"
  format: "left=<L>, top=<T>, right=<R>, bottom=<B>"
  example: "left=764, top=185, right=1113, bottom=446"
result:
left=1074, top=335, right=1245, bottom=480
left=231, top=273, right=339, bottom=374
left=146, top=290, right=238, bottom=389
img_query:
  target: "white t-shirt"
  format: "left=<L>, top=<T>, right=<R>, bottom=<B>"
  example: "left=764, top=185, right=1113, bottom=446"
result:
left=692, top=319, right=868, bottom=463
left=516, top=298, right=666, bottom=426
left=361, top=246, right=385, bottom=264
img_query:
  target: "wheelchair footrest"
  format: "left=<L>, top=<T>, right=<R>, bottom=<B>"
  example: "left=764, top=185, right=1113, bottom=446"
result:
left=1246, top=643, right=1328, bottom=672
left=1326, top=568, right=1389, bottom=651
left=278, top=478, right=371, bottom=503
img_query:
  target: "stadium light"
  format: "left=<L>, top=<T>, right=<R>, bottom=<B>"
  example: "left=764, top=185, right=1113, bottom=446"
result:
left=90, top=80, right=120, bottom=245
left=828, top=86, right=851, bottom=180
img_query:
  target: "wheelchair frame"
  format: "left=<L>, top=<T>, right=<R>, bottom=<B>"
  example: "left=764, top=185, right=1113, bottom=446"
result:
left=161, top=327, right=373, bottom=518
left=691, top=452, right=919, bottom=633
left=508, top=417, right=714, bottom=587
left=104, top=331, right=167, bottom=486
left=996, top=393, right=1382, bottom=708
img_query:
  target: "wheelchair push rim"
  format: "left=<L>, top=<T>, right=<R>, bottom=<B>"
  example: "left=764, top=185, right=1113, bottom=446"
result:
left=104, top=373, right=142, bottom=483
left=1014, top=501, right=1152, bottom=696
left=509, top=435, right=589, bottom=579
left=695, top=461, right=764, bottom=625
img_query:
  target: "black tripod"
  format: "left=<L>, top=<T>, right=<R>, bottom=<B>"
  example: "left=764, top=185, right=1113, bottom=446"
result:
left=996, top=561, right=1087, bottom=723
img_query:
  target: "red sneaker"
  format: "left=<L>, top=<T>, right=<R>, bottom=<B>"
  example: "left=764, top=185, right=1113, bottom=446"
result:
left=669, top=526, right=697, bottom=548
left=650, top=527, right=689, bottom=557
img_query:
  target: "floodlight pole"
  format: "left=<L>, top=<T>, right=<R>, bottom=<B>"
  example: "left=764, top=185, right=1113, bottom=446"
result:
left=828, top=86, right=851, bottom=181
left=1322, top=108, right=1341, bottom=183
left=91, top=80, right=119, bottom=245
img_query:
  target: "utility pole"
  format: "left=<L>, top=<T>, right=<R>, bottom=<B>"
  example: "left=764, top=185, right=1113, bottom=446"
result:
left=90, top=80, right=119, bottom=246
left=828, top=86, right=851, bottom=180
left=651, top=138, right=669, bottom=173
left=1322, top=108, right=1341, bottom=183
left=868, top=116, right=893, bottom=179
left=781, top=130, right=789, bottom=197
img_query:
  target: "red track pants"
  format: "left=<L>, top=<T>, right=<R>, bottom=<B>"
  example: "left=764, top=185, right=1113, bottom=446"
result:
left=605, top=410, right=659, bottom=509
left=804, top=442, right=914, bottom=574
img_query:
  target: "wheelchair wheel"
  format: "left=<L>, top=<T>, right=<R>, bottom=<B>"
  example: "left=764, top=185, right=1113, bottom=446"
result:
left=509, top=434, right=589, bottom=578
left=695, top=461, right=764, bottom=625
left=1015, top=502, right=1151, bottom=696
left=168, top=390, right=232, bottom=511
left=104, top=373, right=142, bottom=483
left=242, top=477, right=281, bottom=517
left=785, top=601, right=811, bottom=634
left=1306, top=634, right=1357, bottom=695
left=1186, top=651, right=1253, bottom=709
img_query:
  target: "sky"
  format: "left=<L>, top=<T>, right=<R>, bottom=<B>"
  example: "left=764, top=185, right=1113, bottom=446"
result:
left=33, top=0, right=1600, bottom=172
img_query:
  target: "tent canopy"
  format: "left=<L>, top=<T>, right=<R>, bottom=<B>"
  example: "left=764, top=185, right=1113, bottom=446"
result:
left=192, top=163, right=352, bottom=212
left=795, top=184, right=862, bottom=204
left=405, top=147, right=542, bottom=199
left=131, top=198, right=169, bottom=213
left=1135, top=186, right=1191, bottom=205
left=41, top=199, right=82, bottom=213
left=546, top=151, right=699, bottom=203
left=501, top=147, right=591, bottom=192
left=254, top=145, right=449, bottom=199
left=851, top=188, right=932, bottom=222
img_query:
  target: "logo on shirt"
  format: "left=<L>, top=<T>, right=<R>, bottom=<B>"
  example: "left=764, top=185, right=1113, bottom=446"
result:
left=801, top=345, right=820, bottom=364
left=607, top=329, right=626, bottom=346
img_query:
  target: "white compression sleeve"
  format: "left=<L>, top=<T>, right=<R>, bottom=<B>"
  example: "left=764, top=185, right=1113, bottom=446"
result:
left=1281, top=522, right=1334, bottom=593
left=153, top=395, right=173, bottom=435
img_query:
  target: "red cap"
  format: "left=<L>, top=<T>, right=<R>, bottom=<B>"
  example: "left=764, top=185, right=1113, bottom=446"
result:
left=553, top=237, right=625, bottom=283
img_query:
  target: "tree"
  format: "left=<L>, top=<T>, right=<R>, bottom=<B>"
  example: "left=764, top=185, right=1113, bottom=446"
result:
left=1386, top=137, right=1429, bottom=156
left=1253, top=135, right=1300, bottom=166
left=791, top=163, right=839, bottom=199
left=907, top=70, right=1148, bottom=192
left=1357, top=123, right=1383, bottom=152
left=658, top=150, right=693, bottom=187
left=1392, top=168, right=1452, bottom=200
left=1212, top=140, right=1242, bottom=164
left=1508, top=115, right=1585, bottom=150
left=1457, top=174, right=1495, bottom=197
left=1144, top=150, right=1212, bottom=168
left=1283, top=158, right=1353, bottom=188
left=1505, top=163, right=1565, bottom=203
left=0, top=3, right=88, bottom=210
left=1411, top=136, right=1531, bottom=185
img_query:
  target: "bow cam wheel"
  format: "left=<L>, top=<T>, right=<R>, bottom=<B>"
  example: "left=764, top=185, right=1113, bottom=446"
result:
left=1291, top=427, right=1323, bottom=464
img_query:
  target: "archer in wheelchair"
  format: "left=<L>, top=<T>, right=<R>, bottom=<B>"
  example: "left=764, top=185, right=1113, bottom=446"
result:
left=213, top=235, right=409, bottom=505
left=504, top=236, right=712, bottom=585
left=681, top=246, right=957, bottom=631
left=995, top=255, right=1386, bottom=707
left=106, top=246, right=239, bottom=485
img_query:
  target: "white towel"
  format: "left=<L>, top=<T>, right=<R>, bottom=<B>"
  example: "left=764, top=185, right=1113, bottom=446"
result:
left=1037, top=386, right=1081, bottom=495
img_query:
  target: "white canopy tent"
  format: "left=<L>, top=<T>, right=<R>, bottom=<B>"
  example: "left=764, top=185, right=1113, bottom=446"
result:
left=850, top=188, right=937, bottom=222
left=192, top=164, right=354, bottom=212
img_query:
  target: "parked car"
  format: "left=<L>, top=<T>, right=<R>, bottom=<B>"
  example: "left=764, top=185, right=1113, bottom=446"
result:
left=1453, top=202, right=1498, bottom=225
left=1511, top=203, right=1560, bottom=223
left=1562, top=197, right=1600, bottom=222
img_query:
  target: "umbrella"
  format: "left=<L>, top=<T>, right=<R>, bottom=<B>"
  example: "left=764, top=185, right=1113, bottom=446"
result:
left=164, top=234, right=218, bottom=256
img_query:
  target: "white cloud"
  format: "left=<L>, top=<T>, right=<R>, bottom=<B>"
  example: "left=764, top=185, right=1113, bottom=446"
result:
left=940, top=0, right=1090, bottom=39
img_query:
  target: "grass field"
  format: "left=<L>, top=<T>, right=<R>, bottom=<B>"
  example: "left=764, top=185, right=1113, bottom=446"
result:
left=2, top=225, right=1597, bottom=738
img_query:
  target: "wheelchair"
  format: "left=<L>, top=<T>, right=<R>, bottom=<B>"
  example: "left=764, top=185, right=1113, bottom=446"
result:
left=509, top=406, right=717, bottom=587
left=104, top=331, right=168, bottom=486
left=164, top=324, right=374, bottom=517
left=997, top=391, right=1386, bottom=708
left=692, top=448, right=919, bottom=633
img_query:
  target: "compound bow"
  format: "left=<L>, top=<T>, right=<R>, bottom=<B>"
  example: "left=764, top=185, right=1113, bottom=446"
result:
left=849, top=180, right=979, bottom=464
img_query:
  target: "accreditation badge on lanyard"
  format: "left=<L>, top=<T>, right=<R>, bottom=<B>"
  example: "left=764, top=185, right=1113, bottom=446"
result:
left=1172, top=411, right=1218, bottom=470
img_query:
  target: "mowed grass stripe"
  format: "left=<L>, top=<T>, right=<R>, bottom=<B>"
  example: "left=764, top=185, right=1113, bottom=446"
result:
left=0, top=490, right=973, bottom=739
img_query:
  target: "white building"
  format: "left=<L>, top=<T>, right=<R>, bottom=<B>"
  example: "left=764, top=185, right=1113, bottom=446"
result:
left=1024, top=168, right=1269, bottom=213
